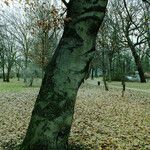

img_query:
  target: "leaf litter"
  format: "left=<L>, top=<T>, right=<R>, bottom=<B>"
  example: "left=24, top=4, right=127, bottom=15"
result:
left=0, top=83, right=150, bottom=150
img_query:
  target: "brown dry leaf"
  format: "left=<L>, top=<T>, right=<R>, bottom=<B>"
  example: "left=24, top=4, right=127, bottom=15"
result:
left=0, top=81, right=150, bottom=150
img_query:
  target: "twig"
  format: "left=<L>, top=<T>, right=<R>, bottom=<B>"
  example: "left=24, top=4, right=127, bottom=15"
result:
left=142, top=0, right=150, bottom=5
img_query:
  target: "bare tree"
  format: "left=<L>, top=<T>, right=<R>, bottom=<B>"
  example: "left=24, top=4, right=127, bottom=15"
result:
left=0, top=26, right=17, bottom=82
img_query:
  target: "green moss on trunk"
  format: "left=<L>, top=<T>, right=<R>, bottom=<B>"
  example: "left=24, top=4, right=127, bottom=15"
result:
left=20, top=0, right=108, bottom=149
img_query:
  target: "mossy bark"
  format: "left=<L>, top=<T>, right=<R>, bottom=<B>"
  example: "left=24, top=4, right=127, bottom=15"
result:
left=20, top=0, right=108, bottom=149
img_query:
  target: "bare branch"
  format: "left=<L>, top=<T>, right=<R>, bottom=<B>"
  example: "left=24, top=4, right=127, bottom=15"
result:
left=142, top=0, right=150, bottom=5
left=134, top=39, right=146, bottom=47
left=123, top=0, right=133, bottom=23
left=62, top=0, right=68, bottom=7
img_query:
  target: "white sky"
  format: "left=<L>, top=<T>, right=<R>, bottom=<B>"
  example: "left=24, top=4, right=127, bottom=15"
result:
left=0, top=0, right=65, bottom=24
left=0, top=0, right=63, bottom=9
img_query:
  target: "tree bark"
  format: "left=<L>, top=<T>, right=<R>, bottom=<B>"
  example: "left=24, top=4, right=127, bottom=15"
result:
left=91, top=68, right=94, bottom=80
left=24, top=55, right=28, bottom=83
left=126, top=35, right=146, bottom=83
left=6, top=69, right=10, bottom=82
left=123, top=12, right=146, bottom=83
left=102, top=49, right=109, bottom=91
left=108, top=58, right=112, bottom=82
left=2, top=63, right=6, bottom=82
left=20, top=0, right=108, bottom=150
left=17, top=71, right=20, bottom=81
left=95, top=68, right=98, bottom=77
left=121, top=61, right=126, bottom=97
left=6, top=65, right=12, bottom=82
left=0, top=54, right=6, bottom=82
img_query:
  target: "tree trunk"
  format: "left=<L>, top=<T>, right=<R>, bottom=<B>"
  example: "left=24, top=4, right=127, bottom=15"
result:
left=84, top=68, right=90, bottom=80
left=2, top=64, right=6, bottom=82
left=6, top=67, right=11, bottom=82
left=24, top=56, right=28, bottom=83
left=125, top=24, right=146, bottom=83
left=91, top=68, right=94, bottom=80
left=102, top=49, right=109, bottom=91
left=103, top=74, right=109, bottom=91
left=29, top=75, right=34, bottom=87
left=121, top=61, right=126, bottom=97
left=108, top=58, right=112, bottom=82
left=1, top=55, right=6, bottom=82
left=130, top=47, right=146, bottom=83
left=126, top=36, right=146, bottom=83
left=20, top=1, right=108, bottom=150
left=95, top=68, right=98, bottom=77
left=17, top=71, right=20, bottom=81
left=6, top=73, right=10, bottom=82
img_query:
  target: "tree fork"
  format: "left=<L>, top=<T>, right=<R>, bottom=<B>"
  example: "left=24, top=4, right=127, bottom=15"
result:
left=20, top=0, right=108, bottom=149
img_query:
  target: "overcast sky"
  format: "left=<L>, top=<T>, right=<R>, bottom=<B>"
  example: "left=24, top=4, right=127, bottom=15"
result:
left=0, top=0, right=65, bottom=24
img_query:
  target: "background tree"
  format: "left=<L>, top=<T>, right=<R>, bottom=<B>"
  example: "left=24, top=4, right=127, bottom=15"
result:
left=93, top=0, right=149, bottom=83
left=0, top=25, right=17, bottom=82
left=1, top=7, right=33, bottom=82
left=25, top=1, right=63, bottom=77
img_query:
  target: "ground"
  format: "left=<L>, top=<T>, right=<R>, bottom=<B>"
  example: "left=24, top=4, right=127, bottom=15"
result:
left=0, top=79, right=150, bottom=150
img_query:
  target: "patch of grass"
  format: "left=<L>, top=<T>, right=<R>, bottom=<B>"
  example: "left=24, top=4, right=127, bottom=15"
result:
left=0, top=79, right=25, bottom=92
left=0, top=78, right=41, bottom=93
left=110, top=81, right=150, bottom=91
left=87, top=78, right=150, bottom=91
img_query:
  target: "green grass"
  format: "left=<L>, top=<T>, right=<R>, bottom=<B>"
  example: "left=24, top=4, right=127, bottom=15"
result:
left=110, top=81, right=150, bottom=90
left=88, top=77, right=150, bottom=91
left=0, top=78, right=41, bottom=93
left=0, top=79, right=24, bottom=92
left=0, top=77, right=150, bottom=93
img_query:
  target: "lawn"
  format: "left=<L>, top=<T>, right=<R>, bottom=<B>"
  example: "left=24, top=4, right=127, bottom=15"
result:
left=110, top=81, right=150, bottom=91
left=87, top=78, right=150, bottom=93
left=0, top=79, right=25, bottom=92
left=0, top=79, right=42, bottom=92
left=0, top=79, right=150, bottom=150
